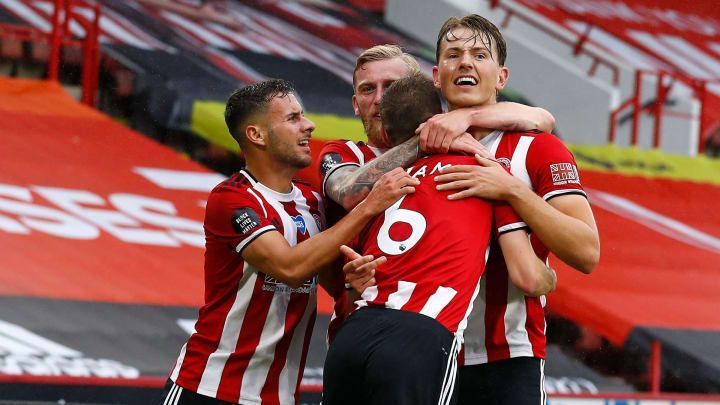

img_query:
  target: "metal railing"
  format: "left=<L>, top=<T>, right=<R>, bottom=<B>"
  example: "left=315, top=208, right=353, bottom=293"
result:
left=0, top=0, right=101, bottom=106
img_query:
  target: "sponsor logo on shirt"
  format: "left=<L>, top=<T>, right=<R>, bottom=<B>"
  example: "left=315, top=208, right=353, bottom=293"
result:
left=550, top=163, right=580, bottom=185
left=232, top=208, right=262, bottom=235
left=262, top=275, right=315, bottom=294
left=292, top=215, right=307, bottom=235
left=312, top=213, right=324, bottom=231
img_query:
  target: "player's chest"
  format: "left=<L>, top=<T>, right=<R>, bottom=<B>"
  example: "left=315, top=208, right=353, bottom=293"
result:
left=267, top=207, right=323, bottom=245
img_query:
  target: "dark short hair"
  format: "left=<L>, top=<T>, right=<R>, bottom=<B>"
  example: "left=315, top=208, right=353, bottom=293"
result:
left=224, top=79, right=295, bottom=146
left=380, top=74, right=442, bottom=146
left=436, top=14, right=507, bottom=66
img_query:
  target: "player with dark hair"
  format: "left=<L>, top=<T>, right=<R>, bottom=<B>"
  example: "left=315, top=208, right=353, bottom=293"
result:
left=160, top=79, right=416, bottom=405
left=322, top=75, right=555, bottom=405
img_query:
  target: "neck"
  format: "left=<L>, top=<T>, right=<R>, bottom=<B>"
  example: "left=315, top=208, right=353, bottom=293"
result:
left=244, top=157, right=295, bottom=193
left=449, top=101, right=495, bottom=141
left=468, top=127, right=493, bottom=141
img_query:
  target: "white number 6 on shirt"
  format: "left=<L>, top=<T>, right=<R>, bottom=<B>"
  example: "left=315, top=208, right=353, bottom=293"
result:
left=377, top=196, right=427, bottom=255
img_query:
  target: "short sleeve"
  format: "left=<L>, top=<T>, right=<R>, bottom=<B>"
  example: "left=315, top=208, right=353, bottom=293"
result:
left=526, top=135, right=587, bottom=201
left=319, top=141, right=363, bottom=196
left=493, top=202, right=528, bottom=235
left=205, top=188, right=277, bottom=254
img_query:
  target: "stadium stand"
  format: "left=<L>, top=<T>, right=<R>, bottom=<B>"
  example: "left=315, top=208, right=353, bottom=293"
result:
left=388, top=0, right=720, bottom=156
left=1, top=0, right=720, bottom=404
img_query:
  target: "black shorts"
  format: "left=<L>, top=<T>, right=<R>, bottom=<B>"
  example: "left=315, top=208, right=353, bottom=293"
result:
left=458, top=357, right=546, bottom=405
left=158, top=379, right=235, bottom=405
left=323, top=307, right=460, bottom=405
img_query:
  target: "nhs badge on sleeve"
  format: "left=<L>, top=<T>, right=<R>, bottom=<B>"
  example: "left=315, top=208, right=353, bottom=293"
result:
left=292, top=215, right=307, bottom=235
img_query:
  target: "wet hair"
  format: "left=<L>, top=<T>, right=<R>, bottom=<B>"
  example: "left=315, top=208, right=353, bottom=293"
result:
left=353, top=44, right=421, bottom=89
left=380, top=74, right=442, bottom=146
left=224, top=79, right=295, bottom=146
left=436, top=14, right=507, bottom=66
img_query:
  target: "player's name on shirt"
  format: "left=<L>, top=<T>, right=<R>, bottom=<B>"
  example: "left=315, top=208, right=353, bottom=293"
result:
left=406, top=159, right=452, bottom=179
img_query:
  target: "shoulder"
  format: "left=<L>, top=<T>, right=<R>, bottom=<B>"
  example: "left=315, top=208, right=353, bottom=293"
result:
left=501, top=130, right=572, bottom=159
left=319, top=139, right=358, bottom=154
left=292, top=178, right=320, bottom=196
left=208, top=172, right=258, bottom=206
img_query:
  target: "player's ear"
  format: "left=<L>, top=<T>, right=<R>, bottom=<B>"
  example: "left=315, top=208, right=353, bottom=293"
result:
left=495, top=66, right=509, bottom=93
left=245, top=125, right=267, bottom=147
left=432, top=66, right=441, bottom=90
left=352, top=94, right=360, bottom=116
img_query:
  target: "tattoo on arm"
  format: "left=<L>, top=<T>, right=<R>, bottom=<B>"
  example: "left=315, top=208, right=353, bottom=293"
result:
left=326, top=137, right=420, bottom=210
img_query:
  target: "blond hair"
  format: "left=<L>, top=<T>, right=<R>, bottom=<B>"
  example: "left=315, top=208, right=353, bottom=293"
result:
left=353, top=44, right=421, bottom=89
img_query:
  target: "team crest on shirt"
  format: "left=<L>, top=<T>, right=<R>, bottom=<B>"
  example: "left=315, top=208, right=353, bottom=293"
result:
left=262, top=274, right=316, bottom=294
left=550, top=163, right=580, bottom=185
left=292, top=215, right=307, bottom=235
left=496, top=157, right=511, bottom=170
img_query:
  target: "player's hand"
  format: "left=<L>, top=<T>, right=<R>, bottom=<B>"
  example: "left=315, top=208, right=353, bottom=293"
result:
left=340, top=245, right=384, bottom=295
left=447, top=133, right=493, bottom=159
left=417, top=109, right=472, bottom=153
left=435, top=154, right=522, bottom=200
left=361, top=167, right=419, bottom=214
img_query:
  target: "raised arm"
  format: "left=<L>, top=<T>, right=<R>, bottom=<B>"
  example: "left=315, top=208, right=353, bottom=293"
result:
left=418, top=102, right=556, bottom=153
left=498, top=230, right=557, bottom=297
left=244, top=168, right=418, bottom=287
left=325, top=137, right=421, bottom=211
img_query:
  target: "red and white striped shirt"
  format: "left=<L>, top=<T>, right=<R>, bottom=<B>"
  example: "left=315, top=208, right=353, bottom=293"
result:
left=462, top=130, right=586, bottom=365
left=355, top=154, right=526, bottom=334
left=170, top=170, right=324, bottom=404
left=317, top=140, right=385, bottom=341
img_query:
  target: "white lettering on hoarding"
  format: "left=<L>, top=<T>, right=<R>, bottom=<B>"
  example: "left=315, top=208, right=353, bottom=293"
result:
left=0, top=183, right=203, bottom=248
left=0, top=320, right=139, bottom=379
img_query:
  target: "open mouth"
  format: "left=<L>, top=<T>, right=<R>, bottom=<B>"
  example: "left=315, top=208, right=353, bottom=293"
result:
left=454, top=76, right=478, bottom=86
left=298, top=139, right=310, bottom=147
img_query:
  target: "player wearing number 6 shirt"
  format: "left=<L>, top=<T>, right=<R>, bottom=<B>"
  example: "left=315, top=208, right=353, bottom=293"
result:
left=160, top=80, right=415, bottom=405
left=322, top=75, right=556, bottom=405
left=318, top=45, right=555, bottom=342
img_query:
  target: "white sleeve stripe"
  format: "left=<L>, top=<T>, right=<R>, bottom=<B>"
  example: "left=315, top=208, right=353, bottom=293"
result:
left=498, top=222, right=528, bottom=234
left=543, top=189, right=587, bottom=201
left=235, top=225, right=276, bottom=253
left=322, top=162, right=361, bottom=197
left=246, top=188, right=268, bottom=218
left=345, top=141, right=365, bottom=165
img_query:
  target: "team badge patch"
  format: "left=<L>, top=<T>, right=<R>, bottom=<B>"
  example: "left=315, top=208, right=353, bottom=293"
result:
left=320, top=153, right=343, bottom=176
left=550, top=163, right=580, bottom=185
left=232, top=207, right=262, bottom=235
left=292, top=215, right=307, bottom=235
left=496, top=157, right=511, bottom=170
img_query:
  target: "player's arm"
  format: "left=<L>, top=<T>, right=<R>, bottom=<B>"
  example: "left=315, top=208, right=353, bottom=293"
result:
left=325, top=137, right=490, bottom=211
left=436, top=155, right=599, bottom=274
left=418, top=103, right=556, bottom=153
left=243, top=169, right=418, bottom=287
left=498, top=230, right=557, bottom=297
left=324, top=137, right=421, bottom=211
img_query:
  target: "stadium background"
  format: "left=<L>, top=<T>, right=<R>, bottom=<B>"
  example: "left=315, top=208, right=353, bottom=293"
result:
left=0, top=0, right=719, bottom=404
